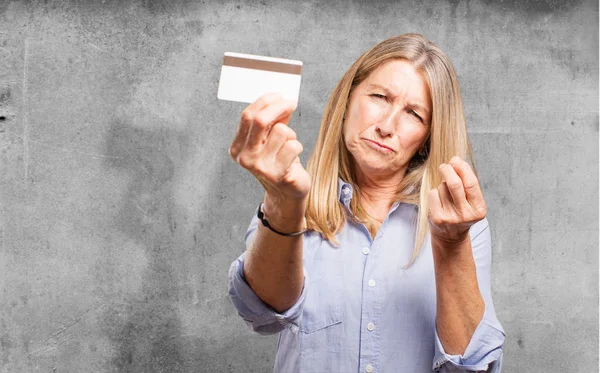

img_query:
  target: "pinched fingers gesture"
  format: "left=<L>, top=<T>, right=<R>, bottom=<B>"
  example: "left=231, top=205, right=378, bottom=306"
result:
left=228, top=93, right=310, bottom=201
left=427, top=156, right=487, bottom=246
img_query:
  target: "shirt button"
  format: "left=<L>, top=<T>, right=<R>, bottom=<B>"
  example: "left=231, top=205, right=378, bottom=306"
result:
left=367, top=322, right=375, bottom=331
left=368, top=279, right=376, bottom=287
left=365, top=364, right=374, bottom=373
left=362, top=247, right=370, bottom=255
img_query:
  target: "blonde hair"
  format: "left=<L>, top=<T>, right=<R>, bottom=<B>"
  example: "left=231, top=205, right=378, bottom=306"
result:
left=304, top=33, right=479, bottom=268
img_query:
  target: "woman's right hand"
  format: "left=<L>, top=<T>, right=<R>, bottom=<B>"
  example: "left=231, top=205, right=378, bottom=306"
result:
left=228, top=93, right=311, bottom=204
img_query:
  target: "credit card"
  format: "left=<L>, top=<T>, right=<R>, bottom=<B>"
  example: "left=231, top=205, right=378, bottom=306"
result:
left=217, top=52, right=303, bottom=104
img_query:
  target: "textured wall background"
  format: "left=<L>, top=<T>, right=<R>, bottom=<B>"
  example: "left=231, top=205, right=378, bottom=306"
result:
left=0, top=0, right=597, bottom=372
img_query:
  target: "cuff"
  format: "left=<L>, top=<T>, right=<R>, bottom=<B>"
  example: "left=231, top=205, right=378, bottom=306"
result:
left=433, top=307, right=506, bottom=372
left=228, top=252, right=307, bottom=335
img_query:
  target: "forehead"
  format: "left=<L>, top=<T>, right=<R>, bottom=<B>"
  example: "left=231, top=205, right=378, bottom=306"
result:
left=363, top=59, right=431, bottom=104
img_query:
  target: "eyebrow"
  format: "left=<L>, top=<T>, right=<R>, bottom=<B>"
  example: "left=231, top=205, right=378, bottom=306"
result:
left=365, top=83, right=431, bottom=116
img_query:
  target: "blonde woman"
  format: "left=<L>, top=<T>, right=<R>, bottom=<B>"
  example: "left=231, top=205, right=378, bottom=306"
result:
left=228, top=33, right=506, bottom=372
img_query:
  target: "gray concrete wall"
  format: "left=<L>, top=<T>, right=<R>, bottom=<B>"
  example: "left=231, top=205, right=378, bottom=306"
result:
left=0, top=0, right=597, bottom=371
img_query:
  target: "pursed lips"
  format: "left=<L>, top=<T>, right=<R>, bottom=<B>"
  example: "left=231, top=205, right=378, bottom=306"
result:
left=364, top=138, right=395, bottom=152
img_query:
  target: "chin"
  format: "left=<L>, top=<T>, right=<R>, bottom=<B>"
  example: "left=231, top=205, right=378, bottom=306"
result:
left=357, top=161, right=392, bottom=175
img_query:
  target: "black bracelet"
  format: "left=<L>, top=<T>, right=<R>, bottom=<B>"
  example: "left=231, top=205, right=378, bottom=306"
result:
left=257, top=202, right=307, bottom=237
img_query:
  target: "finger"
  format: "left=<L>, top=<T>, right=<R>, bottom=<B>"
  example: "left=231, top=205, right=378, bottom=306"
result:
left=448, top=156, right=482, bottom=204
left=263, top=123, right=297, bottom=157
left=245, top=92, right=284, bottom=116
left=246, top=99, right=298, bottom=151
left=427, top=188, right=443, bottom=223
left=230, top=93, right=282, bottom=159
left=439, top=163, right=468, bottom=210
left=275, top=139, right=303, bottom=172
left=436, top=179, right=452, bottom=210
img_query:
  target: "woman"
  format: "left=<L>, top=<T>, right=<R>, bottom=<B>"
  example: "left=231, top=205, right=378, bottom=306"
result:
left=228, top=33, right=506, bottom=373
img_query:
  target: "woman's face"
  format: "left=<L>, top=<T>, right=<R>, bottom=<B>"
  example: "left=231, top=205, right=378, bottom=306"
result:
left=343, top=59, right=431, bottom=181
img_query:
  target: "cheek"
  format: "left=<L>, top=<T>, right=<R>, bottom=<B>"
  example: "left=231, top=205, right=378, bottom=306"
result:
left=344, top=103, right=370, bottom=140
left=400, top=126, right=429, bottom=149
left=343, top=126, right=349, bottom=145
left=343, top=122, right=356, bottom=150
left=357, top=100, right=383, bottom=127
left=345, top=105, right=379, bottom=144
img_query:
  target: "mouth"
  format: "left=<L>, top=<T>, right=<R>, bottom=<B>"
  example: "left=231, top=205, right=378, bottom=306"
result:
left=364, top=139, right=395, bottom=153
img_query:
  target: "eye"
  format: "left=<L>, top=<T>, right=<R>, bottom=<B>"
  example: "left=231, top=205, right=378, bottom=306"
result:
left=410, top=110, right=423, bottom=122
left=370, top=93, right=386, bottom=100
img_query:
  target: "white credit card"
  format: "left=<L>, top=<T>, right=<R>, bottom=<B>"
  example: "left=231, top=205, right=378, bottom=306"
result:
left=217, top=52, right=303, bottom=104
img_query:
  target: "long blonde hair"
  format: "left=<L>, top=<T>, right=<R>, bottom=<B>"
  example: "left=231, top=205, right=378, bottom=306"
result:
left=304, top=33, right=478, bottom=268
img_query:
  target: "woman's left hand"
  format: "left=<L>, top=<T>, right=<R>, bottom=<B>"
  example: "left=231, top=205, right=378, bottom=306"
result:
left=427, top=156, right=487, bottom=248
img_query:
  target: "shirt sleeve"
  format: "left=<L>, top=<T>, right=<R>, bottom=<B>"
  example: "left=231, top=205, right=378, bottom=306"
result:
left=227, top=205, right=308, bottom=336
left=432, top=218, right=506, bottom=372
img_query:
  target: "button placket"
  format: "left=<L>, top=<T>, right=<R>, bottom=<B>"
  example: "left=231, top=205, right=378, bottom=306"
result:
left=360, top=240, right=378, bottom=373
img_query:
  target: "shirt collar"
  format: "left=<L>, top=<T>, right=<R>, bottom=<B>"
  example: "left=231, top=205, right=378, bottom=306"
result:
left=337, top=176, right=407, bottom=212
left=337, top=176, right=353, bottom=209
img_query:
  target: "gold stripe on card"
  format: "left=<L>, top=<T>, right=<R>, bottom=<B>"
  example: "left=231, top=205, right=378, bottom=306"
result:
left=223, top=55, right=302, bottom=75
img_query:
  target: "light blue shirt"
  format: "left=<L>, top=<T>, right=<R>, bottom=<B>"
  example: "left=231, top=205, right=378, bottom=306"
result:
left=228, top=177, right=506, bottom=373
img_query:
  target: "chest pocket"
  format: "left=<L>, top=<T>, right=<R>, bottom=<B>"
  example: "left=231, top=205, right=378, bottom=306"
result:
left=299, top=257, right=344, bottom=333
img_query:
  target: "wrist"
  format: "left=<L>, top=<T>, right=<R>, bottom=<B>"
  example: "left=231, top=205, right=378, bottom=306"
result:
left=262, top=194, right=307, bottom=233
left=431, top=234, right=472, bottom=263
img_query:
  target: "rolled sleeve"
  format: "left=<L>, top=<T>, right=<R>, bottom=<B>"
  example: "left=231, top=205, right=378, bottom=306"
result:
left=432, top=218, right=506, bottom=372
left=433, top=307, right=505, bottom=372
left=228, top=252, right=307, bottom=335
left=228, top=205, right=307, bottom=335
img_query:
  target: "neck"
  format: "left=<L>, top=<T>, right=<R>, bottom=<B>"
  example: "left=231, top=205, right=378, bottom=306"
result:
left=354, top=167, right=406, bottom=216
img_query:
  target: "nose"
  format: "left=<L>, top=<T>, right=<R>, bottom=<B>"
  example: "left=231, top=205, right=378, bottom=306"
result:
left=376, top=105, right=402, bottom=137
